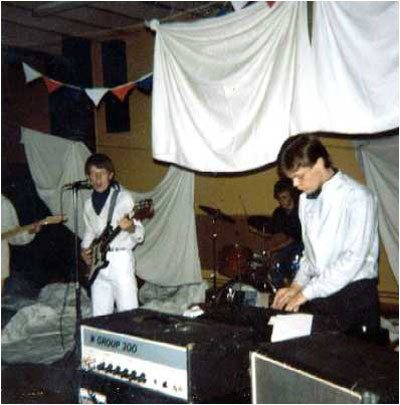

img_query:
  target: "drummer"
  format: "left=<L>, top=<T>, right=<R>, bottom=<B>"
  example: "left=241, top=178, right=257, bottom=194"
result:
left=254, top=179, right=303, bottom=287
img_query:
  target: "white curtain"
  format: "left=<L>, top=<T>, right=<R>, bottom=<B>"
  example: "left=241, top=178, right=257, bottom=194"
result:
left=291, top=1, right=399, bottom=134
left=132, top=166, right=203, bottom=286
left=21, top=128, right=202, bottom=286
left=151, top=2, right=309, bottom=172
left=355, top=136, right=399, bottom=283
left=21, top=127, right=92, bottom=238
left=151, top=1, right=399, bottom=172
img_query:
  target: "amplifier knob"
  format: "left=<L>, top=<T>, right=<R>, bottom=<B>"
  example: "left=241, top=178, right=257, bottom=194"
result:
left=113, top=366, right=121, bottom=375
left=163, top=381, right=168, bottom=388
left=105, top=363, right=113, bottom=372
left=129, top=371, right=137, bottom=381
left=137, top=373, right=146, bottom=383
left=97, top=362, right=106, bottom=371
left=121, top=368, right=129, bottom=378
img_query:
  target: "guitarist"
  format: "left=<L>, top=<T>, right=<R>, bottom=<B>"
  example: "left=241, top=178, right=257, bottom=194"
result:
left=1, top=194, right=42, bottom=289
left=80, top=153, right=145, bottom=317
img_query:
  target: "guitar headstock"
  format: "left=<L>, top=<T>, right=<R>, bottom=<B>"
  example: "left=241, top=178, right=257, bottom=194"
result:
left=133, top=199, right=154, bottom=221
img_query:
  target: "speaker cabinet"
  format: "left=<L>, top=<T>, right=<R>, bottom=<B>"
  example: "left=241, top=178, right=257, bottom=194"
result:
left=251, top=334, right=398, bottom=404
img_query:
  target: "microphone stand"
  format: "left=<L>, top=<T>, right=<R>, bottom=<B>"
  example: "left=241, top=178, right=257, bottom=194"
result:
left=62, top=183, right=85, bottom=393
left=71, top=185, right=82, bottom=365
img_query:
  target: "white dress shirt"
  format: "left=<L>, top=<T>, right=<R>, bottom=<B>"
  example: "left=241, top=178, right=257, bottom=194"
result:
left=294, top=171, right=379, bottom=301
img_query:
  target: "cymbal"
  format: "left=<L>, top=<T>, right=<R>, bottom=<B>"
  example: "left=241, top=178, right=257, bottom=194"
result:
left=247, top=215, right=271, bottom=232
left=199, top=205, right=235, bottom=224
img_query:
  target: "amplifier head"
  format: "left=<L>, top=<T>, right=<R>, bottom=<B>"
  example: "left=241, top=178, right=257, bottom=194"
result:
left=80, top=308, right=254, bottom=403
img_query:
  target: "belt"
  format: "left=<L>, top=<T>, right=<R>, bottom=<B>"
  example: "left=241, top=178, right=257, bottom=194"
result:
left=108, top=247, right=130, bottom=252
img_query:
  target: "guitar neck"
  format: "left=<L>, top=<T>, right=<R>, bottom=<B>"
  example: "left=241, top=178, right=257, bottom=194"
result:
left=1, top=223, right=36, bottom=241
left=101, top=211, right=141, bottom=247
left=1, top=215, right=65, bottom=241
left=99, top=200, right=152, bottom=250
left=104, top=226, right=122, bottom=246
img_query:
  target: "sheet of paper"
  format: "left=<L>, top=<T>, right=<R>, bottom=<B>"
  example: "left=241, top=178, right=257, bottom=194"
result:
left=269, top=314, right=313, bottom=342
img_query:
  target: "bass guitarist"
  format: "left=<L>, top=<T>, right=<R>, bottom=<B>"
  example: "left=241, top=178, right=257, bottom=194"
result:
left=81, top=153, right=145, bottom=317
left=1, top=194, right=42, bottom=289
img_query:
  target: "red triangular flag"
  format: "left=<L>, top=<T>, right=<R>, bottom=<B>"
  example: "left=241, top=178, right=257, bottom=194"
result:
left=43, top=76, right=63, bottom=94
left=111, top=83, right=135, bottom=102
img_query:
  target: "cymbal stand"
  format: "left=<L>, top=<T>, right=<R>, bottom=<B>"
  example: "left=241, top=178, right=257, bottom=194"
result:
left=227, top=242, right=243, bottom=306
left=260, top=224, right=277, bottom=297
left=235, top=242, right=242, bottom=289
left=209, top=217, right=218, bottom=303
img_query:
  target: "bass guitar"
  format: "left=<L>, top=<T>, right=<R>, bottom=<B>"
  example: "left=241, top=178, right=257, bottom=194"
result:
left=87, top=199, right=154, bottom=287
left=1, top=215, right=66, bottom=240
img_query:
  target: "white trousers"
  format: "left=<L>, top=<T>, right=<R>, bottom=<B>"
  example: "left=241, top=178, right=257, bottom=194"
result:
left=91, top=251, right=138, bottom=317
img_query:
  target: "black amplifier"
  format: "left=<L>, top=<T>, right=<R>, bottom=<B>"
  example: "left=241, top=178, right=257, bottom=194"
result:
left=200, top=304, right=340, bottom=343
left=251, top=333, right=399, bottom=404
left=79, top=308, right=255, bottom=403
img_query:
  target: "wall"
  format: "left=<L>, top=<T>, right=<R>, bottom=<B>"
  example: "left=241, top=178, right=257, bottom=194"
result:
left=2, top=60, right=50, bottom=167
left=92, top=29, right=398, bottom=306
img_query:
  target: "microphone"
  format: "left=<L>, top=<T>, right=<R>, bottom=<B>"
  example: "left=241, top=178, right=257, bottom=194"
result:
left=63, top=179, right=92, bottom=190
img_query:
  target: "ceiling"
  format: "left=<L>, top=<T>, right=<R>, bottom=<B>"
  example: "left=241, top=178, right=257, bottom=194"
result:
left=1, top=1, right=228, bottom=55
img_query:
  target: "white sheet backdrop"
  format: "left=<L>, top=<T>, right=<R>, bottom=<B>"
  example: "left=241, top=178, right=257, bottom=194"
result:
left=355, top=136, right=399, bottom=284
left=21, top=128, right=202, bottom=286
left=151, top=1, right=309, bottom=172
left=132, top=166, right=203, bottom=286
left=151, top=1, right=399, bottom=172
left=291, top=1, right=399, bottom=135
left=21, top=127, right=92, bottom=238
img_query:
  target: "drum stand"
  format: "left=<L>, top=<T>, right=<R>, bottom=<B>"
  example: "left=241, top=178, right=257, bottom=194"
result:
left=214, top=242, right=246, bottom=307
left=228, top=243, right=244, bottom=305
left=258, top=223, right=277, bottom=295
left=209, top=216, right=219, bottom=304
left=199, top=205, right=235, bottom=306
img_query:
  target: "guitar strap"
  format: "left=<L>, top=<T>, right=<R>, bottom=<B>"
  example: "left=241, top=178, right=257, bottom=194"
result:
left=106, top=185, right=120, bottom=227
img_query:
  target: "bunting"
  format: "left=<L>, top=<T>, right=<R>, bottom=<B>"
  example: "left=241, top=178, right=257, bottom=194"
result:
left=111, top=82, right=135, bottom=102
left=43, top=77, right=63, bottom=94
left=23, top=62, right=42, bottom=83
left=84, top=88, right=109, bottom=107
left=22, top=62, right=153, bottom=107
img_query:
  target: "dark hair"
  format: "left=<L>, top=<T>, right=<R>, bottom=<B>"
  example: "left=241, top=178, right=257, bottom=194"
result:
left=273, top=178, right=297, bottom=199
left=278, top=134, right=332, bottom=176
left=84, top=153, right=115, bottom=176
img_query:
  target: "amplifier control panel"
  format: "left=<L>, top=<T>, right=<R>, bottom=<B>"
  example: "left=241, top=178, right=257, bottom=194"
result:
left=81, top=325, right=189, bottom=400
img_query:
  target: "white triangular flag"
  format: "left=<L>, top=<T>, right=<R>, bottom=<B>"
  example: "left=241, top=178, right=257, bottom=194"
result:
left=23, top=62, right=42, bottom=83
left=85, top=88, right=109, bottom=107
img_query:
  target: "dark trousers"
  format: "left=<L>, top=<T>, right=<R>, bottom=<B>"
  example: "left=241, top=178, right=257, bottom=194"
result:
left=303, top=278, right=380, bottom=336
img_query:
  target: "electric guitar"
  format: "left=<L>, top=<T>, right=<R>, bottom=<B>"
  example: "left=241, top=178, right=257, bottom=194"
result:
left=87, top=199, right=154, bottom=287
left=1, top=215, right=66, bottom=241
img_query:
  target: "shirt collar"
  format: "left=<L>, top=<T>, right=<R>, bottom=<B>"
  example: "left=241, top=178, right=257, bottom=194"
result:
left=306, top=168, right=339, bottom=200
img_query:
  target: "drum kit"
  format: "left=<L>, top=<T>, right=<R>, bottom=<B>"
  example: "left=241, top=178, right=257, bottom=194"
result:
left=199, top=205, right=277, bottom=307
